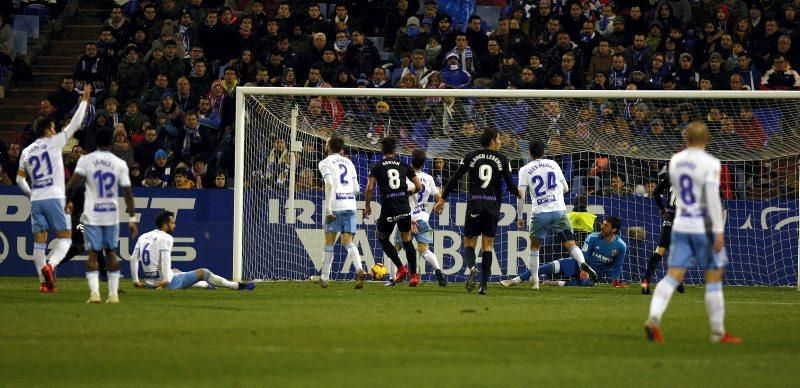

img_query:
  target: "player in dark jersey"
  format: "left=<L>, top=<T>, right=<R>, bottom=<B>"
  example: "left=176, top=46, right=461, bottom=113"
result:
left=433, top=128, right=521, bottom=295
left=641, top=167, right=685, bottom=295
left=364, top=137, right=423, bottom=286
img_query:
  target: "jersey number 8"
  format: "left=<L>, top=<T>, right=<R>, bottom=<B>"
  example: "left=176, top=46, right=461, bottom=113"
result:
left=387, top=169, right=401, bottom=189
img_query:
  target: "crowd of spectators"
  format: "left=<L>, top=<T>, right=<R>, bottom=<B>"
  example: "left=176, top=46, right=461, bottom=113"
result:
left=0, top=0, right=798, bottom=196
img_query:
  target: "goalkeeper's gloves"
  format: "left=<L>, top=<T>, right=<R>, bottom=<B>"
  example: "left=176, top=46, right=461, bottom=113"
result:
left=612, top=279, right=629, bottom=288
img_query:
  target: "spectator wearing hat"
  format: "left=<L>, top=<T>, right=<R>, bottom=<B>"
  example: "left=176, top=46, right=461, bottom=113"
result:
left=142, top=167, right=164, bottom=188
left=608, top=17, right=632, bottom=51
left=112, top=124, right=134, bottom=168
left=673, top=52, right=699, bottom=89
left=417, top=0, right=447, bottom=34
left=395, top=16, right=429, bottom=59
left=432, top=13, right=456, bottom=54
left=368, top=101, right=393, bottom=144
left=734, top=51, right=761, bottom=89
left=155, top=90, right=185, bottom=128
left=491, top=52, right=521, bottom=89
left=701, top=52, right=731, bottom=90
left=343, top=29, right=381, bottom=77
left=129, top=163, right=144, bottom=187
left=440, top=52, right=471, bottom=88
left=151, top=149, right=173, bottom=185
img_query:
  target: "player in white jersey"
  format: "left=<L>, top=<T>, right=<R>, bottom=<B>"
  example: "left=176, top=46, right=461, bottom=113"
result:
left=130, top=211, right=256, bottom=290
left=516, top=140, right=597, bottom=289
left=66, top=128, right=138, bottom=304
left=644, top=121, right=741, bottom=344
left=309, top=136, right=367, bottom=289
left=16, top=86, right=92, bottom=292
left=392, top=149, right=447, bottom=287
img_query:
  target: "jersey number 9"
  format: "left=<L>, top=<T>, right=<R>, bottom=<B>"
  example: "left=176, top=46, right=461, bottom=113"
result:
left=478, top=165, right=492, bottom=188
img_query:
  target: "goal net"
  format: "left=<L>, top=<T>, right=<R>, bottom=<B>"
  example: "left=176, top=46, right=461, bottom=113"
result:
left=234, top=88, right=799, bottom=287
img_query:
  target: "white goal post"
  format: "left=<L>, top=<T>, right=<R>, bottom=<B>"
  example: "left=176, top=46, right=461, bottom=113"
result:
left=233, top=88, right=800, bottom=288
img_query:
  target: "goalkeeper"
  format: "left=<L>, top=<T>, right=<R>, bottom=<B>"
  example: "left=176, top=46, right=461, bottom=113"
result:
left=501, top=216, right=628, bottom=287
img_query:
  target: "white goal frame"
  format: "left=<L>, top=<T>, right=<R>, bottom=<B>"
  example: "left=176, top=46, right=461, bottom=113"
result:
left=233, top=87, right=800, bottom=288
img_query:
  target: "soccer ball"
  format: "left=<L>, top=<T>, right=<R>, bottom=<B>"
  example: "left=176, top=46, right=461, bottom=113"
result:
left=371, top=263, right=388, bottom=280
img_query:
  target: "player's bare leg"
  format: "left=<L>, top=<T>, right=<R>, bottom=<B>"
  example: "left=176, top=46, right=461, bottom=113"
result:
left=463, top=236, right=479, bottom=292
left=563, top=239, right=597, bottom=281
left=85, top=250, right=102, bottom=303
left=477, top=235, right=495, bottom=295
left=341, top=233, right=366, bottom=289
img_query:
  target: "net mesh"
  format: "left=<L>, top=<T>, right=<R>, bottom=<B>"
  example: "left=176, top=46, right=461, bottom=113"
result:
left=239, top=90, right=799, bottom=286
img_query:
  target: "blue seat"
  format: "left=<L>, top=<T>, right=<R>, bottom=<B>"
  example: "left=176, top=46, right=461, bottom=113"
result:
left=13, top=15, right=39, bottom=40
left=475, top=6, right=501, bottom=27
left=492, top=101, right=529, bottom=135
left=12, top=31, right=27, bottom=56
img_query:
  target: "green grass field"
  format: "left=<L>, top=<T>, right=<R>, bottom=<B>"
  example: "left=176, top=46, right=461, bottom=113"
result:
left=1, top=277, right=797, bottom=387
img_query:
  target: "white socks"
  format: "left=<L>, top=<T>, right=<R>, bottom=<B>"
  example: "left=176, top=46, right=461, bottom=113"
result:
left=346, top=243, right=363, bottom=273
left=34, top=243, right=46, bottom=282
left=529, top=251, right=540, bottom=283
left=648, top=275, right=678, bottom=324
left=207, top=272, right=239, bottom=289
left=570, top=245, right=586, bottom=265
left=705, top=282, right=725, bottom=336
left=47, top=238, right=72, bottom=268
left=108, top=271, right=120, bottom=296
left=422, top=250, right=441, bottom=271
left=321, top=245, right=334, bottom=281
left=86, top=271, right=100, bottom=296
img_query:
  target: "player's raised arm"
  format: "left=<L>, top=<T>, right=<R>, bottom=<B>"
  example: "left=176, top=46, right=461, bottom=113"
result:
left=440, top=158, right=469, bottom=199
left=63, top=85, right=92, bottom=139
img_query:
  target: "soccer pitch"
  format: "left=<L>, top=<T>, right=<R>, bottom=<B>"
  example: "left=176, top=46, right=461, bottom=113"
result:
left=1, top=278, right=797, bottom=386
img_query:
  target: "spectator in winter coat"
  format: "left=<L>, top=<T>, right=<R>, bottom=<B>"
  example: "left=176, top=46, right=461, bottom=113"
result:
left=439, top=52, right=471, bottom=88
left=343, top=29, right=380, bottom=77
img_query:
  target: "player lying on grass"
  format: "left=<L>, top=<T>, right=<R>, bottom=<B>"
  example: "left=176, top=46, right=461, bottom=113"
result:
left=130, top=210, right=255, bottom=291
left=390, top=148, right=447, bottom=287
left=515, top=140, right=598, bottom=290
left=644, top=121, right=740, bottom=344
left=309, top=136, right=367, bottom=289
left=501, top=216, right=627, bottom=288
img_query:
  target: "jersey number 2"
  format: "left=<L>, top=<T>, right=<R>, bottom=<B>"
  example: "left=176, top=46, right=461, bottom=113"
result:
left=532, top=172, right=557, bottom=196
left=29, top=152, right=53, bottom=179
left=338, top=164, right=349, bottom=185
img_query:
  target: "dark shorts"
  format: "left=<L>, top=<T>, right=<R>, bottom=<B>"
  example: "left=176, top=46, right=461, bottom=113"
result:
left=658, top=216, right=674, bottom=248
left=377, top=212, right=411, bottom=235
left=464, top=211, right=499, bottom=238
